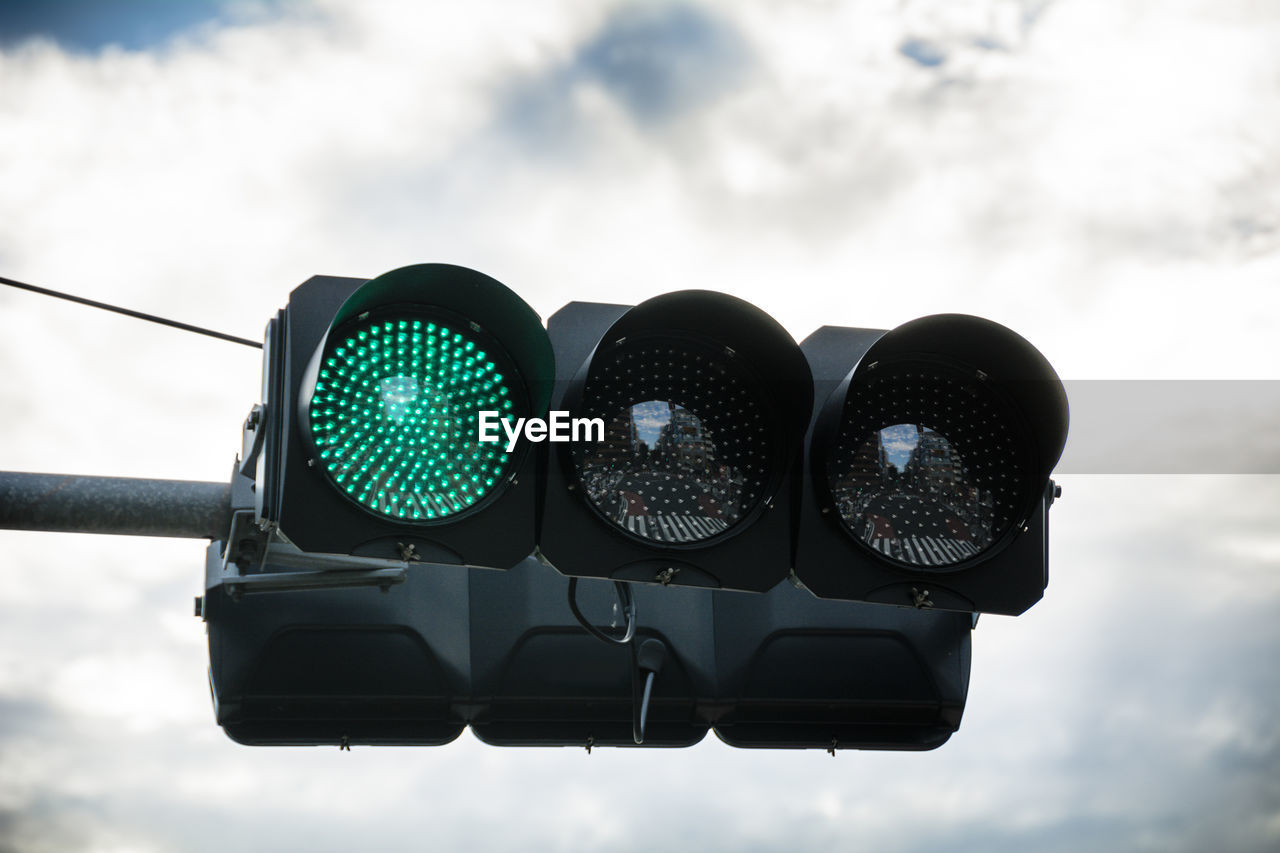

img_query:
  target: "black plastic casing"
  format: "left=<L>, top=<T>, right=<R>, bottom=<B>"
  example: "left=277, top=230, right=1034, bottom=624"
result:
left=793, top=318, right=1068, bottom=616
left=538, top=294, right=813, bottom=593
left=265, top=265, right=554, bottom=569
left=205, top=552, right=971, bottom=750
left=208, top=292, right=976, bottom=751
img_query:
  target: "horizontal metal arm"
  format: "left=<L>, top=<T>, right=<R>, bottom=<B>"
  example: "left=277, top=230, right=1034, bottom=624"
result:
left=0, top=471, right=232, bottom=539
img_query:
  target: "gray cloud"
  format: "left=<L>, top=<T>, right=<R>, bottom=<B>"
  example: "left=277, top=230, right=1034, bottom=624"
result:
left=492, top=2, right=752, bottom=154
left=574, top=3, right=751, bottom=125
left=0, top=1, right=1278, bottom=851
left=900, top=37, right=947, bottom=68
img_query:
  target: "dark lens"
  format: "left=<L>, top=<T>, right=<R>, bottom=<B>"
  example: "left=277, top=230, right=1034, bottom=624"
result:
left=827, top=363, right=1027, bottom=569
left=573, top=339, right=774, bottom=544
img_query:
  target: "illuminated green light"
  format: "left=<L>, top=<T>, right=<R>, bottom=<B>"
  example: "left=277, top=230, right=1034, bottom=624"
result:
left=308, top=313, right=516, bottom=521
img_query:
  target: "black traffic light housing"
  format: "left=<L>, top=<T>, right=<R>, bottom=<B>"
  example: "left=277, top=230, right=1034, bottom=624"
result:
left=203, top=270, right=1054, bottom=751
left=258, top=264, right=553, bottom=569
left=793, top=317, right=1068, bottom=615
left=538, top=293, right=813, bottom=592
left=466, top=559, right=714, bottom=748
left=204, top=544, right=970, bottom=750
left=203, top=515, right=471, bottom=745
left=710, top=583, right=971, bottom=750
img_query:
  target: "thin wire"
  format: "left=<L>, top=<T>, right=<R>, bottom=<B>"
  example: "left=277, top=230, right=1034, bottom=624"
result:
left=0, top=275, right=263, bottom=349
left=567, top=577, right=636, bottom=645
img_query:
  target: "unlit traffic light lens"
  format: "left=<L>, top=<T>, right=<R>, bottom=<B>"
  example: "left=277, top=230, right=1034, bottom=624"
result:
left=309, top=314, right=515, bottom=521
left=572, top=339, right=775, bottom=544
left=827, top=363, right=1027, bottom=569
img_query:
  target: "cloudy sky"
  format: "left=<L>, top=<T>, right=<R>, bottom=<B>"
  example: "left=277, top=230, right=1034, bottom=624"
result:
left=0, top=0, right=1278, bottom=850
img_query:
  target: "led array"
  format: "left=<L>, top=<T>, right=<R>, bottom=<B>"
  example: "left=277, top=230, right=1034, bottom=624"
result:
left=309, top=315, right=515, bottom=521
left=827, top=362, right=1025, bottom=569
left=573, top=339, right=774, bottom=544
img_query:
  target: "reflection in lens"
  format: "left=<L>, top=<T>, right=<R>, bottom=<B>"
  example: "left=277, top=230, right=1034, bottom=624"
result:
left=828, top=365, right=1027, bottom=569
left=573, top=341, right=774, bottom=544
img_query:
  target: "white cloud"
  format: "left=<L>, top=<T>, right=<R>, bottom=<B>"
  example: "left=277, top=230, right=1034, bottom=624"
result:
left=0, top=1, right=1278, bottom=850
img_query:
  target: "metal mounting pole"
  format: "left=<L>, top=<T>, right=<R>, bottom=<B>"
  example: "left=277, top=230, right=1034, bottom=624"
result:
left=0, top=471, right=232, bottom=540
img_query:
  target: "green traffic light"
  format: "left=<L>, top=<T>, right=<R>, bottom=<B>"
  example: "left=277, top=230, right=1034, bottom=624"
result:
left=309, top=314, right=514, bottom=521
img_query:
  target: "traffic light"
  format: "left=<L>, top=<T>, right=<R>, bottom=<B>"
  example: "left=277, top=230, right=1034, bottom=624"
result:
left=793, top=316, right=1068, bottom=615
left=248, top=263, right=553, bottom=569
left=538, top=292, right=813, bottom=592
left=199, top=269, right=1061, bottom=751
left=0, top=267, right=1069, bottom=749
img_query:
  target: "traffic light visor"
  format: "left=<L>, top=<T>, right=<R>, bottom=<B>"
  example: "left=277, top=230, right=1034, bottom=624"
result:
left=298, top=264, right=552, bottom=528
left=816, top=314, right=1067, bottom=572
